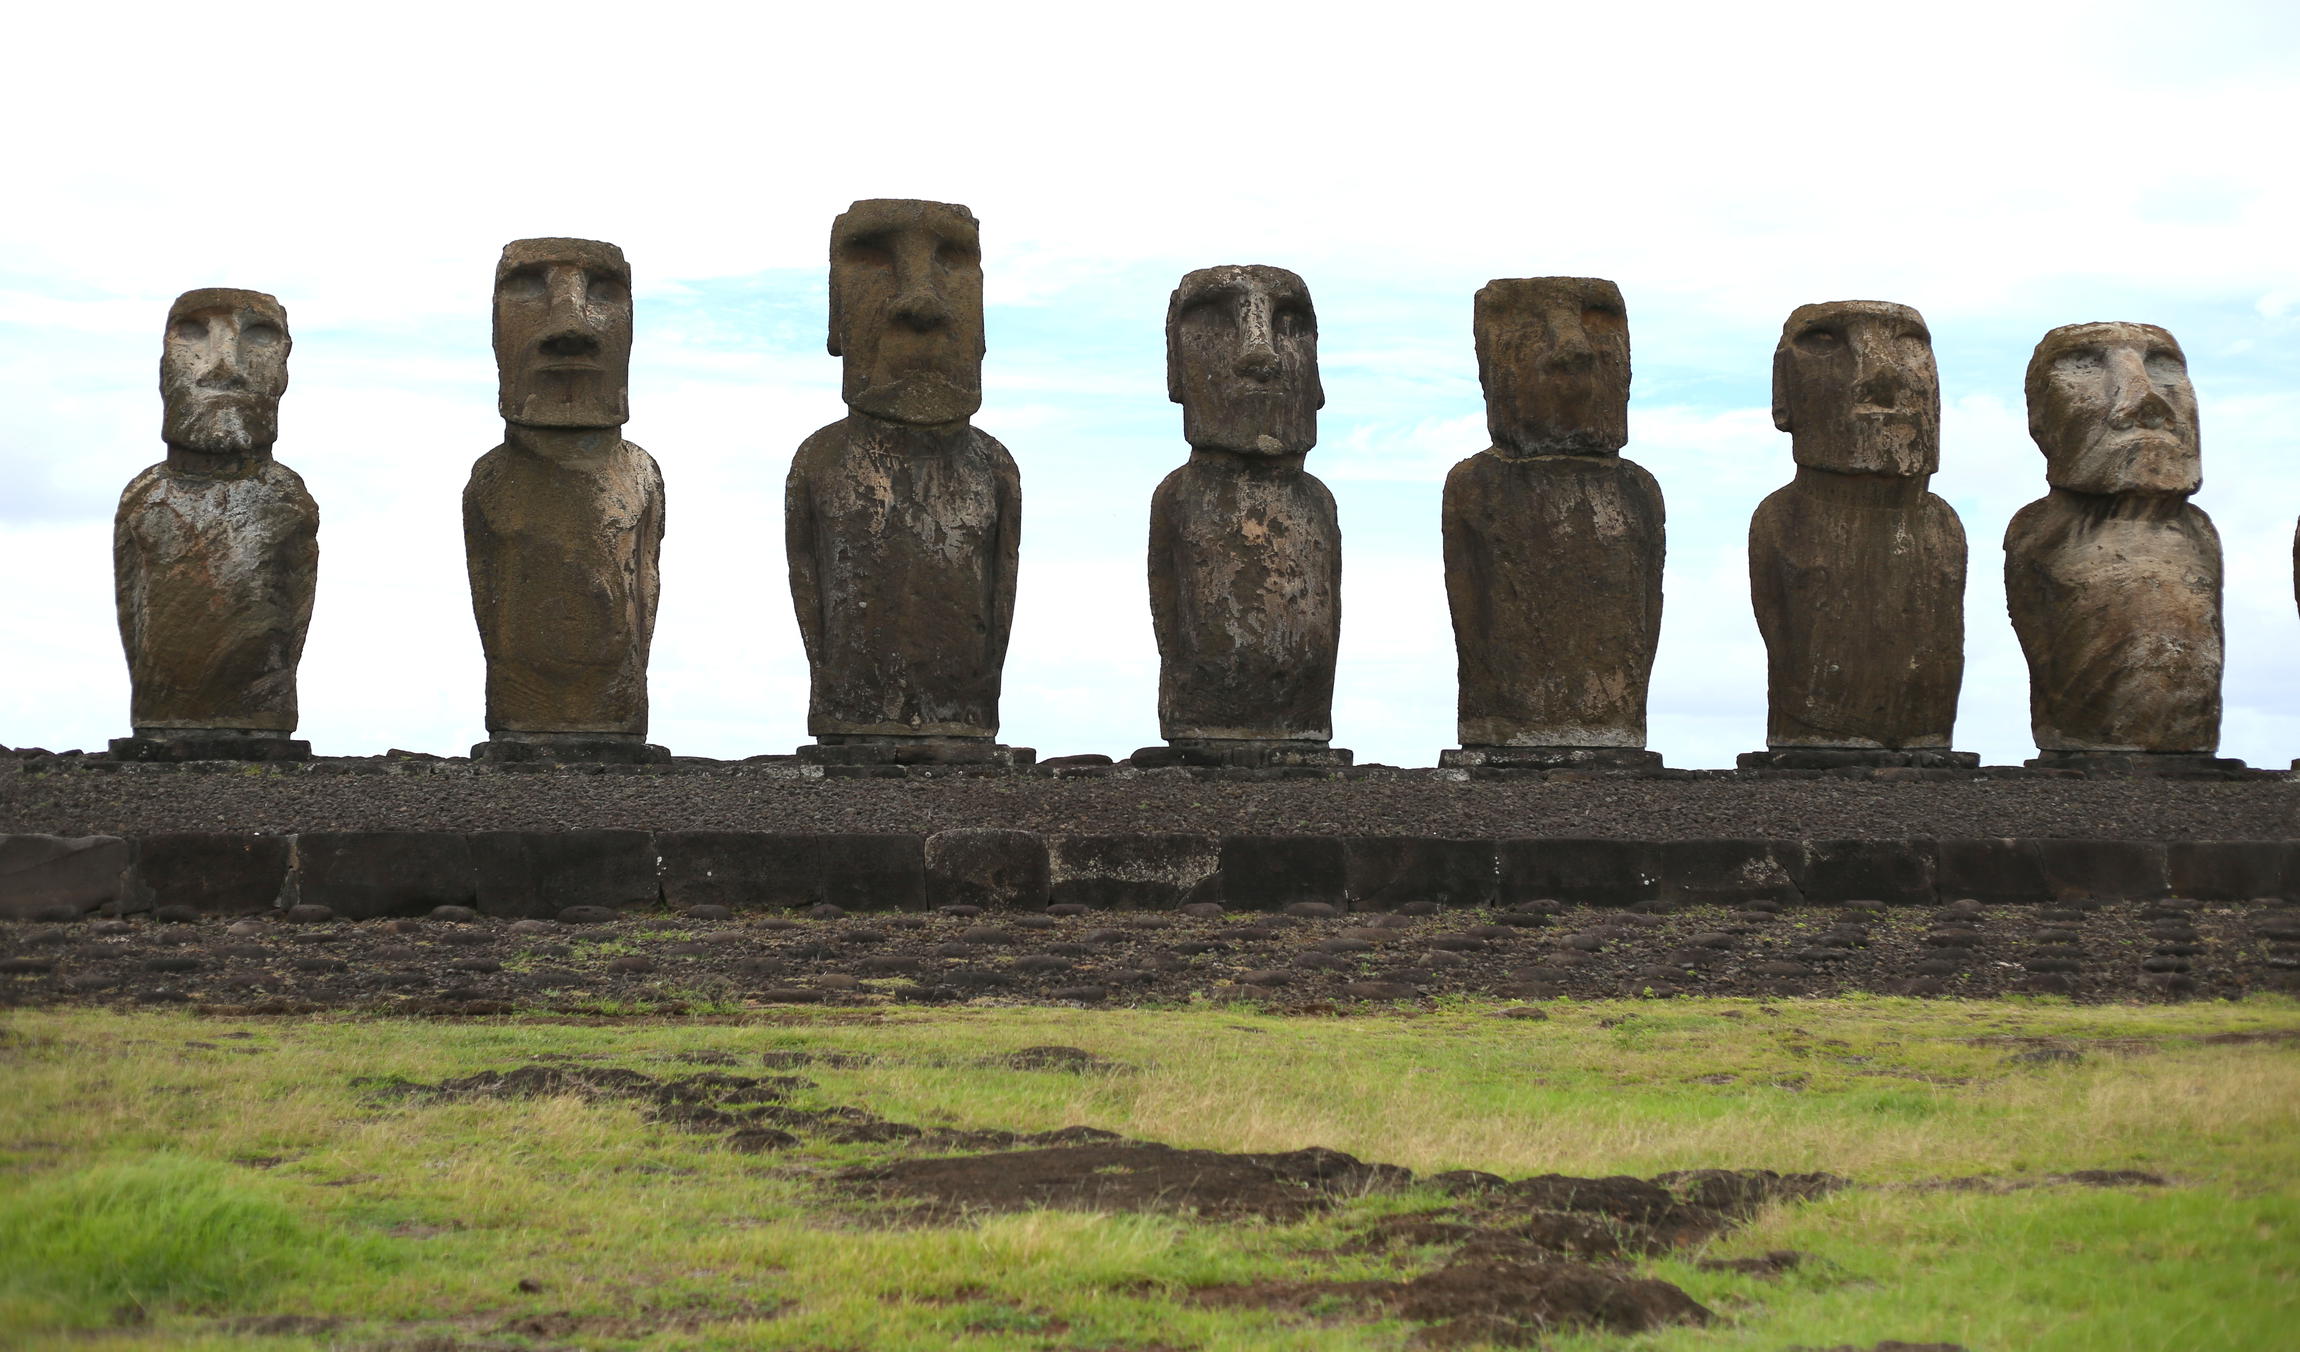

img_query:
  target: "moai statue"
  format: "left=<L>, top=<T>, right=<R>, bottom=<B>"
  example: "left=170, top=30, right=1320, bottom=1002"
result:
left=2007, top=322, right=2238, bottom=771
left=464, top=238, right=668, bottom=763
left=786, top=199, right=1030, bottom=767
left=1440, top=278, right=1664, bottom=771
left=112, top=288, right=318, bottom=762
left=1134, top=264, right=1350, bottom=770
left=1742, top=300, right=1977, bottom=769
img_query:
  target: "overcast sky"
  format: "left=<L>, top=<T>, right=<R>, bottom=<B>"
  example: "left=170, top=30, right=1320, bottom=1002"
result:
left=4, top=2, right=2297, bottom=768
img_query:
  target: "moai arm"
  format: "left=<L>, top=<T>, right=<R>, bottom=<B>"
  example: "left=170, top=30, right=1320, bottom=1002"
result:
left=784, top=451, right=823, bottom=667
left=461, top=468, right=504, bottom=668
left=988, top=439, right=1022, bottom=671
left=1146, top=472, right=1183, bottom=661
left=111, top=485, right=147, bottom=678
left=638, top=451, right=665, bottom=654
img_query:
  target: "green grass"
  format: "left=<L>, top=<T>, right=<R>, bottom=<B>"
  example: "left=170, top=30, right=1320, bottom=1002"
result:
left=2, top=996, right=2295, bottom=1350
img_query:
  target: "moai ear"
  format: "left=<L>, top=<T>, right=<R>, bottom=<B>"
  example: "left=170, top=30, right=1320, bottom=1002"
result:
left=827, top=274, right=844, bottom=359
left=1165, top=285, right=1186, bottom=405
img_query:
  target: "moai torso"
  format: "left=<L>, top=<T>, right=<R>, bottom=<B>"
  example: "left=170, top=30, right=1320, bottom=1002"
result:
left=2007, top=321, right=2220, bottom=753
left=1149, top=264, right=1340, bottom=744
left=464, top=438, right=663, bottom=735
left=1750, top=474, right=1965, bottom=747
left=787, top=200, right=1018, bottom=740
left=1443, top=278, right=1663, bottom=748
left=115, top=288, right=317, bottom=734
left=463, top=237, right=663, bottom=739
left=788, top=419, right=1020, bottom=736
left=1151, top=455, right=1339, bottom=740
left=1750, top=300, right=1965, bottom=749
left=116, top=460, right=318, bottom=732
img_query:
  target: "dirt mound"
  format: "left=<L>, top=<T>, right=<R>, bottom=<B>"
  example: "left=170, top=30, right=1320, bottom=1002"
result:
left=1396, top=1260, right=1712, bottom=1345
left=844, top=1142, right=1412, bottom=1221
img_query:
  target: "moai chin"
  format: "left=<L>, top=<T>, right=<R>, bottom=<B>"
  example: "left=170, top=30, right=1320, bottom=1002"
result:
left=111, top=288, right=318, bottom=762
left=463, top=237, right=668, bottom=764
left=1135, top=264, right=1350, bottom=770
left=1439, top=277, right=1665, bottom=772
left=2006, top=321, right=2237, bottom=771
left=786, top=199, right=1030, bottom=768
left=1742, top=300, right=1976, bottom=769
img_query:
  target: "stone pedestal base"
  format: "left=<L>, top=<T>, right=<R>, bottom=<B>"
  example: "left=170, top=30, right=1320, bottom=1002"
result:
left=1738, top=748, right=1980, bottom=770
left=1441, top=745, right=1663, bottom=771
left=473, top=734, right=670, bottom=765
left=798, top=738, right=1036, bottom=768
left=2027, top=751, right=2247, bottom=775
left=110, top=732, right=310, bottom=763
left=1130, top=739, right=1353, bottom=769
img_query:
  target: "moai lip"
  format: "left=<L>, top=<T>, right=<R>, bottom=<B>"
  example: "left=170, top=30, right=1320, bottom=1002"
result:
left=1139, top=265, right=1347, bottom=770
left=2008, top=321, right=2229, bottom=767
left=112, top=288, right=317, bottom=762
left=788, top=201, right=1027, bottom=768
left=1746, top=300, right=1969, bottom=763
left=1441, top=278, right=1664, bottom=771
left=464, top=238, right=668, bottom=764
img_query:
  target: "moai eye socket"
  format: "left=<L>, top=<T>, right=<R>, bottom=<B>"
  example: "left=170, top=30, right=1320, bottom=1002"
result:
left=586, top=272, right=629, bottom=305
left=241, top=323, right=284, bottom=348
left=171, top=317, right=210, bottom=342
left=1273, top=305, right=1313, bottom=338
left=1794, top=327, right=1843, bottom=355
left=501, top=267, right=547, bottom=300
left=841, top=234, right=895, bottom=270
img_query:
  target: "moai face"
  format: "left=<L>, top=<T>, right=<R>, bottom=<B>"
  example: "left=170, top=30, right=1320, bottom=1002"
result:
left=1475, top=277, right=1629, bottom=457
left=160, top=289, right=289, bottom=454
left=2025, top=322, right=2200, bottom=495
left=829, top=199, right=984, bottom=425
left=1167, top=264, right=1322, bottom=456
left=1772, top=300, right=1940, bottom=477
left=494, top=238, right=632, bottom=428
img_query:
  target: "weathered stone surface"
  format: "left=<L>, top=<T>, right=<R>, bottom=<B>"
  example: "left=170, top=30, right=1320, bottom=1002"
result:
left=1787, top=839, right=1936, bottom=906
left=465, top=238, right=664, bottom=758
left=1751, top=301, right=1966, bottom=751
left=1497, top=838, right=1659, bottom=908
left=658, top=833, right=827, bottom=910
left=1344, top=837, right=1499, bottom=910
left=789, top=201, right=1020, bottom=747
left=115, top=288, right=317, bottom=754
left=1147, top=265, right=1343, bottom=755
left=925, top=829, right=1050, bottom=910
left=1218, top=835, right=1346, bottom=911
left=821, top=834, right=928, bottom=911
left=468, top=829, right=659, bottom=918
left=127, top=833, right=291, bottom=915
left=0, top=835, right=127, bottom=919
left=1047, top=834, right=1221, bottom=910
left=292, top=832, right=477, bottom=920
left=2007, top=322, right=2221, bottom=755
left=1445, top=278, right=1664, bottom=753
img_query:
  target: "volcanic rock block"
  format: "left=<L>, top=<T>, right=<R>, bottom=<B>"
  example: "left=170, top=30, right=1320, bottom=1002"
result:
left=292, top=832, right=478, bottom=920
left=2008, top=322, right=2231, bottom=768
left=1787, top=839, right=1938, bottom=907
left=126, top=833, right=292, bottom=915
left=1746, top=301, right=1971, bottom=766
left=0, top=835, right=128, bottom=920
left=822, top=834, right=928, bottom=911
left=2165, top=840, right=2300, bottom=901
left=658, top=833, right=828, bottom=910
left=1142, top=265, right=1350, bottom=767
left=468, top=830, right=660, bottom=918
left=1218, top=835, right=1347, bottom=911
left=1497, top=839, right=1659, bottom=908
left=926, top=829, right=1050, bottom=910
left=1047, top=834, right=1222, bottom=911
left=788, top=200, right=1024, bottom=765
left=1443, top=278, right=1664, bottom=768
left=465, top=238, right=668, bottom=764
left=1344, top=837, right=1500, bottom=910
left=113, top=288, right=316, bottom=762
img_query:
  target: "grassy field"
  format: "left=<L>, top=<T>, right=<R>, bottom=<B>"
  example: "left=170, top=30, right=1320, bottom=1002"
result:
left=2, top=995, right=2295, bottom=1350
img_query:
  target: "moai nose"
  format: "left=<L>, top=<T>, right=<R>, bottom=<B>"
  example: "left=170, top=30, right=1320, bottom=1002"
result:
left=1235, top=342, right=1281, bottom=381
left=2107, top=349, right=2173, bottom=429
left=892, top=287, right=951, bottom=333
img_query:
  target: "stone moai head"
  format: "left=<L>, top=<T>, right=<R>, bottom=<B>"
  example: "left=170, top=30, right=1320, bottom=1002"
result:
left=1167, top=264, right=1322, bottom=457
left=161, top=288, right=289, bottom=455
left=1474, top=277, right=1629, bottom=457
left=829, top=199, right=985, bottom=425
left=1772, top=300, right=1940, bottom=477
left=494, top=237, right=632, bottom=429
left=2025, top=321, right=2200, bottom=496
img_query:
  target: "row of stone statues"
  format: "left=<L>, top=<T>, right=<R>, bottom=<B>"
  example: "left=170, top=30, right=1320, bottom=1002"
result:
left=105, top=199, right=2242, bottom=771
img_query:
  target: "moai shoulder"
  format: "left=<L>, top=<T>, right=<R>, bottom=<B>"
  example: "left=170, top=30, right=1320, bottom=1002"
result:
left=1137, top=264, right=1348, bottom=769
left=785, top=199, right=1028, bottom=767
left=463, top=237, right=668, bottom=764
left=2006, top=321, right=2232, bottom=768
left=1743, top=300, right=1972, bottom=768
left=1440, top=277, right=1664, bottom=770
left=111, top=288, right=317, bottom=762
